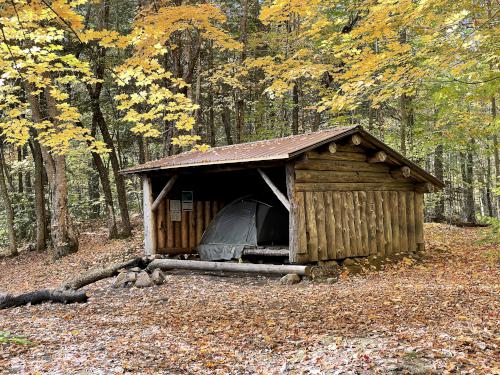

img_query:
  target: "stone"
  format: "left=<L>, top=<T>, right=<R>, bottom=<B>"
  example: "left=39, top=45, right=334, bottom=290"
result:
left=112, top=272, right=128, bottom=288
left=343, top=258, right=356, bottom=266
left=128, top=267, right=142, bottom=273
left=135, top=271, right=153, bottom=288
left=326, top=277, right=338, bottom=284
left=126, top=272, right=137, bottom=283
left=151, top=269, right=165, bottom=285
left=279, top=274, right=301, bottom=285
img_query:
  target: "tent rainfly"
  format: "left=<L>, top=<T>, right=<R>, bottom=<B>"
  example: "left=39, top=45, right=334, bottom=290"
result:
left=122, top=126, right=444, bottom=265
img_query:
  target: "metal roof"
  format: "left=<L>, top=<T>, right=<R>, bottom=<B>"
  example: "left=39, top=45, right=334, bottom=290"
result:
left=122, top=126, right=358, bottom=174
left=121, top=125, right=444, bottom=188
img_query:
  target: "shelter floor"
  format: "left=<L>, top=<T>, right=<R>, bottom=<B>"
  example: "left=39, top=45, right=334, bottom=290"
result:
left=0, top=223, right=497, bottom=374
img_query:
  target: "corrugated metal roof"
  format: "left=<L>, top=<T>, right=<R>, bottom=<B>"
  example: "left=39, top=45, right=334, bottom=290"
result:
left=120, top=125, right=444, bottom=188
left=122, top=126, right=358, bottom=174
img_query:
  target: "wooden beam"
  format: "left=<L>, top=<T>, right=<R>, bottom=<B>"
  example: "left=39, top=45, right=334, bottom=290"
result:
left=147, top=259, right=310, bottom=275
left=142, top=176, right=155, bottom=256
left=152, top=175, right=178, bottom=211
left=257, top=168, right=290, bottom=211
left=328, top=142, right=337, bottom=153
left=349, top=134, right=362, bottom=146
left=242, top=248, right=290, bottom=257
left=391, top=166, right=411, bottom=178
left=367, top=151, right=387, bottom=163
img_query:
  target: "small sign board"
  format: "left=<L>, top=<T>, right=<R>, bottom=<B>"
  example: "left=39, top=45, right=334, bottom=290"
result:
left=182, top=191, right=194, bottom=212
left=170, top=199, right=181, bottom=222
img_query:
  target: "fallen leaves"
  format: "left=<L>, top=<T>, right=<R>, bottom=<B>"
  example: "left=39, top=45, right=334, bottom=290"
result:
left=0, top=223, right=498, bottom=373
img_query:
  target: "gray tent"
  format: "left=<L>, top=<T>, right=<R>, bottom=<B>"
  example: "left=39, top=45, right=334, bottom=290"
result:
left=197, top=198, right=288, bottom=261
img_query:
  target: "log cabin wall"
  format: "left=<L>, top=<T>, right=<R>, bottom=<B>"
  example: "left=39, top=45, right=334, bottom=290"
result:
left=154, top=199, right=224, bottom=255
left=290, top=144, right=426, bottom=263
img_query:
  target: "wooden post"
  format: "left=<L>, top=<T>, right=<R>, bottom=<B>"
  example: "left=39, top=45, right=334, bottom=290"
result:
left=166, top=200, right=174, bottom=250
left=157, top=198, right=166, bottom=251
left=286, top=163, right=298, bottom=263
left=367, top=151, right=387, bottom=163
left=142, top=175, right=155, bottom=256
left=257, top=168, right=291, bottom=211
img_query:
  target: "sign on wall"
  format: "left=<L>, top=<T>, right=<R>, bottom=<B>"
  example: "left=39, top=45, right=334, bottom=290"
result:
left=170, top=199, right=181, bottom=221
left=182, top=191, right=193, bottom=211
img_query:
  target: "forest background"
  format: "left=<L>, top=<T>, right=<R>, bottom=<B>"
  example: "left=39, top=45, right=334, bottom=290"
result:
left=0, top=0, right=498, bottom=259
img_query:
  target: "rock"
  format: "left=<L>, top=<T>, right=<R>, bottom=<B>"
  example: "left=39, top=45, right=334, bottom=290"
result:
left=151, top=269, right=165, bottom=285
left=126, top=272, right=137, bottom=283
left=112, top=272, right=128, bottom=288
left=135, top=271, right=153, bottom=288
left=343, top=258, right=356, bottom=266
left=128, top=267, right=142, bottom=273
left=326, top=277, right=338, bottom=284
left=279, top=274, right=301, bottom=285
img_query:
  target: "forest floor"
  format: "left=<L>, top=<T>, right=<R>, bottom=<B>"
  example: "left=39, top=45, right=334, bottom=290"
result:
left=0, top=223, right=498, bottom=374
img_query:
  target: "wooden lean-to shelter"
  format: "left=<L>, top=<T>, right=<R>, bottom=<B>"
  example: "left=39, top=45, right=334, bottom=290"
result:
left=122, top=126, right=444, bottom=265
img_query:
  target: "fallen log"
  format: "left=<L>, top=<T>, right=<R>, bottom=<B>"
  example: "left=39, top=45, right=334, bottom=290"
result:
left=242, top=248, right=290, bottom=257
left=148, top=259, right=311, bottom=276
left=61, top=257, right=146, bottom=290
left=0, top=289, right=88, bottom=309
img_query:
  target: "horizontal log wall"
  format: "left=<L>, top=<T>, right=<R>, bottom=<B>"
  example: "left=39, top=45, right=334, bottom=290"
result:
left=293, top=149, right=425, bottom=261
left=155, top=199, right=224, bottom=255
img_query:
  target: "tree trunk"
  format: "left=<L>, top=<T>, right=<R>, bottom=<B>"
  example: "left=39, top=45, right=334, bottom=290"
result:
left=29, top=137, right=48, bottom=252
left=0, top=144, right=17, bottom=256
left=292, top=83, right=299, bottom=135
left=235, top=0, right=249, bottom=143
left=399, top=93, right=413, bottom=156
left=434, top=143, right=445, bottom=221
left=222, top=106, right=233, bottom=145
left=492, top=96, right=499, bottom=218
left=461, top=144, right=476, bottom=224
left=88, top=159, right=101, bottom=219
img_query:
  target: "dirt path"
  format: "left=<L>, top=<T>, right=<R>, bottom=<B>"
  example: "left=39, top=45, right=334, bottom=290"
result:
left=0, top=224, right=498, bottom=374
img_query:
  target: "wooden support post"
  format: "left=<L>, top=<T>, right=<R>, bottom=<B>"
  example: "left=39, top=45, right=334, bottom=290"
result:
left=142, top=175, right=156, bottom=256
left=367, top=151, right=387, bottom=163
left=286, top=163, right=298, bottom=263
left=152, top=175, right=178, bottom=211
left=257, top=168, right=291, bottom=211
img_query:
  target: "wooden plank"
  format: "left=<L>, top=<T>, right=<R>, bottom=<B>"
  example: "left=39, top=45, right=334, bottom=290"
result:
left=195, top=201, right=204, bottom=243
left=398, top=191, right=408, bottom=252
left=188, top=209, right=196, bottom=249
left=324, top=191, right=336, bottom=259
left=166, top=200, right=174, bottom=249
left=181, top=211, right=189, bottom=249
left=390, top=192, right=400, bottom=253
left=286, top=163, right=298, bottom=263
left=340, top=192, right=351, bottom=257
left=296, top=192, right=308, bottom=256
left=346, top=192, right=359, bottom=256
left=352, top=192, right=365, bottom=256
left=211, top=201, right=219, bottom=218
left=415, top=193, right=425, bottom=251
left=336, top=144, right=366, bottom=153
left=306, top=151, right=367, bottom=162
left=204, top=201, right=211, bottom=230
left=142, top=176, right=155, bottom=256
left=295, top=170, right=402, bottom=184
left=332, top=192, right=345, bottom=259
left=407, top=191, right=416, bottom=252
left=304, top=192, right=318, bottom=262
left=314, top=192, right=328, bottom=260
left=157, top=198, right=166, bottom=250
left=295, top=182, right=416, bottom=192
left=358, top=191, right=369, bottom=255
left=295, top=159, right=390, bottom=173
left=374, top=191, right=385, bottom=256
left=257, top=168, right=291, bottom=211
left=366, top=191, right=377, bottom=255
left=152, top=175, right=178, bottom=211
left=382, top=191, right=393, bottom=255
left=174, top=220, right=181, bottom=249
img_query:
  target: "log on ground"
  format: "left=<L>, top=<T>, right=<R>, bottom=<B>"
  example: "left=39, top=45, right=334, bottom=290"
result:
left=0, top=289, right=88, bottom=309
left=148, top=259, right=311, bottom=276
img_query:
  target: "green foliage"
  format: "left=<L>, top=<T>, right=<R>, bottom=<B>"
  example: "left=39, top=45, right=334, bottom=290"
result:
left=0, top=331, right=32, bottom=345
